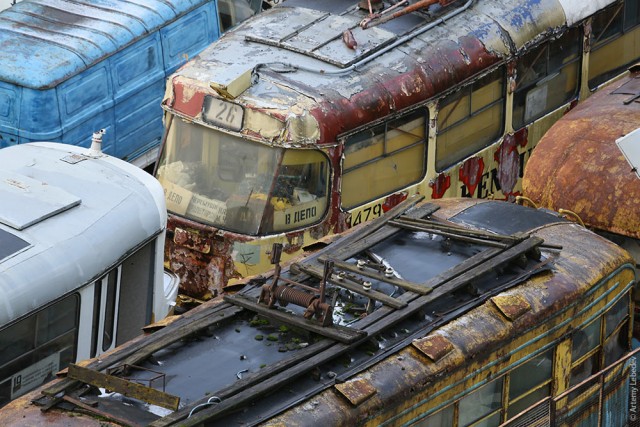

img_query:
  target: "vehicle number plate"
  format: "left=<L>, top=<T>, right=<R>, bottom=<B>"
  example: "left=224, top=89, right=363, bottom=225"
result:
left=203, top=96, right=244, bottom=131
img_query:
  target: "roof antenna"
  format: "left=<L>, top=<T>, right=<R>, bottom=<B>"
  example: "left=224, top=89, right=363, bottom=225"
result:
left=87, top=129, right=106, bottom=158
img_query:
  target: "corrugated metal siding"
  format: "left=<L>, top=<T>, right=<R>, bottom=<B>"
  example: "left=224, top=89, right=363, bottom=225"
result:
left=0, top=0, right=211, bottom=88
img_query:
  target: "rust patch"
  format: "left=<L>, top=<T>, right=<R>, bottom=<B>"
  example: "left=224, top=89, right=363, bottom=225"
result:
left=174, top=227, right=211, bottom=254
left=459, top=156, right=485, bottom=197
left=491, top=294, right=531, bottom=321
left=310, top=38, right=500, bottom=143
left=523, top=70, right=640, bottom=239
left=412, top=334, right=454, bottom=362
left=430, top=173, right=451, bottom=199
left=494, top=132, right=523, bottom=201
left=167, top=216, right=246, bottom=298
left=334, top=378, right=377, bottom=406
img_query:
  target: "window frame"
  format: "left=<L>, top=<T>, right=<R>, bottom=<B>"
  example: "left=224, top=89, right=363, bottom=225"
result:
left=341, top=108, right=428, bottom=210
left=435, top=66, right=506, bottom=172
left=512, top=26, right=582, bottom=130
left=588, top=0, right=640, bottom=89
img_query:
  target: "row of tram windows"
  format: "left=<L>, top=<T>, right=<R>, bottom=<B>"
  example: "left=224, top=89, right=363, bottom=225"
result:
left=414, top=293, right=631, bottom=427
left=341, top=0, right=640, bottom=205
left=0, top=241, right=156, bottom=406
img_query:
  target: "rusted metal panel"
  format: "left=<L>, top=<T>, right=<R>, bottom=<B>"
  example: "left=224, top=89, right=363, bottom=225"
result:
left=413, top=334, right=455, bottom=362
left=491, top=293, right=532, bottom=321
left=523, top=68, right=640, bottom=239
left=335, top=378, right=378, bottom=406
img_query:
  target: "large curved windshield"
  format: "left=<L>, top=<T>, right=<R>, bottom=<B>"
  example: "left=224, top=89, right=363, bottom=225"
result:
left=156, top=118, right=329, bottom=235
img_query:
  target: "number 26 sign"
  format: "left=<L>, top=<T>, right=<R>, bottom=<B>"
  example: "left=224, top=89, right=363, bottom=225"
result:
left=202, top=96, right=244, bottom=131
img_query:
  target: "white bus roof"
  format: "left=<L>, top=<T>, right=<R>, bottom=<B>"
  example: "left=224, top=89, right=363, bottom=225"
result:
left=0, top=142, right=166, bottom=325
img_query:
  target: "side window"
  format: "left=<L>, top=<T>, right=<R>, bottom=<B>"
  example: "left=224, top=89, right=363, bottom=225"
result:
left=507, top=349, right=553, bottom=419
left=569, top=317, right=602, bottom=393
left=111, top=34, right=163, bottom=97
left=0, top=294, right=79, bottom=405
left=411, top=405, right=454, bottom=426
left=0, top=82, right=19, bottom=131
left=342, top=109, right=427, bottom=209
left=589, top=0, right=640, bottom=89
left=90, top=268, right=121, bottom=357
left=436, top=67, right=505, bottom=171
left=59, top=65, right=111, bottom=120
left=603, top=295, right=630, bottom=366
left=458, top=378, right=504, bottom=426
left=513, top=27, right=581, bottom=130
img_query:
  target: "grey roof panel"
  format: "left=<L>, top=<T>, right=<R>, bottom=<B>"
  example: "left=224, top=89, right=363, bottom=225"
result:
left=0, top=170, right=81, bottom=230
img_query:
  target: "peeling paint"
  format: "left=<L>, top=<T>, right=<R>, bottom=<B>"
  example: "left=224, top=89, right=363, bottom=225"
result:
left=430, top=173, right=451, bottom=199
left=459, top=157, right=485, bottom=198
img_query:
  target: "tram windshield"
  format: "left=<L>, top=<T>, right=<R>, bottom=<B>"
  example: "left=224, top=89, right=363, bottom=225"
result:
left=156, top=119, right=330, bottom=235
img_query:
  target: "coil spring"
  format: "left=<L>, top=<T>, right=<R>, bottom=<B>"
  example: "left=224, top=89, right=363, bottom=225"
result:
left=274, top=285, right=317, bottom=307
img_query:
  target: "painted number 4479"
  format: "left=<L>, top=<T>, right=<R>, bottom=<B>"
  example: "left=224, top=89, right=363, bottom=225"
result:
left=351, top=204, right=382, bottom=226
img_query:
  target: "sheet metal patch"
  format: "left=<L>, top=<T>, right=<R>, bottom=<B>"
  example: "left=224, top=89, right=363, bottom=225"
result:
left=334, top=377, right=377, bottom=406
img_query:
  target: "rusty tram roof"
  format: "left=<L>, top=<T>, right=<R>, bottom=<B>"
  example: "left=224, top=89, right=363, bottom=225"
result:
left=523, top=66, right=640, bottom=240
left=167, top=0, right=615, bottom=147
left=0, top=196, right=633, bottom=426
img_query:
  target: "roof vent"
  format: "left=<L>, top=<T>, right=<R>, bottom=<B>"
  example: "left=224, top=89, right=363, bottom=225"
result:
left=87, top=129, right=106, bottom=158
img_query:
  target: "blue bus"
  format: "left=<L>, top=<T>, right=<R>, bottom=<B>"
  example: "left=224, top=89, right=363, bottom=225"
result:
left=0, top=0, right=264, bottom=168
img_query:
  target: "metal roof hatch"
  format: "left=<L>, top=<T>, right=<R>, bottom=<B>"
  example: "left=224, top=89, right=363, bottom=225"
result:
left=0, top=171, right=81, bottom=230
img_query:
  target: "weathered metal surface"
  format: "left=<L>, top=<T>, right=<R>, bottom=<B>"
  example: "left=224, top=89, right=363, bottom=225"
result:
left=491, top=293, right=532, bottom=321
left=260, top=205, right=634, bottom=427
left=523, top=68, right=640, bottom=239
left=161, top=0, right=588, bottom=296
left=334, top=378, right=377, bottom=406
left=557, top=0, right=617, bottom=26
left=0, top=0, right=211, bottom=88
left=0, top=198, right=635, bottom=426
left=412, top=333, right=454, bottom=362
left=167, top=0, right=572, bottom=148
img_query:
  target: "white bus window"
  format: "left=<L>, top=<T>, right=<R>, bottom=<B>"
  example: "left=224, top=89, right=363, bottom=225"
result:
left=437, top=67, right=505, bottom=171
left=0, top=294, right=79, bottom=405
left=513, top=27, right=581, bottom=129
left=102, top=270, right=119, bottom=352
left=342, top=109, right=427, bottom=209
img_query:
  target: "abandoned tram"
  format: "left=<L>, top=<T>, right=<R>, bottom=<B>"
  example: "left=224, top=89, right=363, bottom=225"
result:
left=154, top=0, right=640, bottom=298
left=0, top=197, right=635, bottom=426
